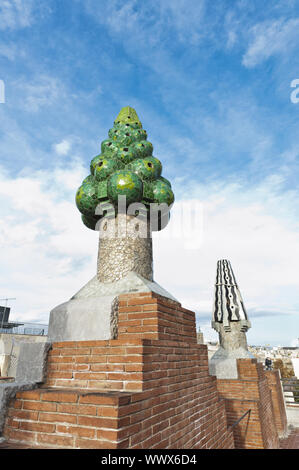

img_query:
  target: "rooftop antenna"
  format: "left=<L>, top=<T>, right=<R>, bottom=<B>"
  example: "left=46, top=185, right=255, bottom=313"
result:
left=0, top=298, right=16, bottom=329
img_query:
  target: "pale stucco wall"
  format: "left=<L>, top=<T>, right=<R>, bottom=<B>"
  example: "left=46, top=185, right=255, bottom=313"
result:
left=0, top=334, right=47, bottom=378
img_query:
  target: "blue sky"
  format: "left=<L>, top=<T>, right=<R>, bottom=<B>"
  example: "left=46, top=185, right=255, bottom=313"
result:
left=0, top=0, right=298, bottom=346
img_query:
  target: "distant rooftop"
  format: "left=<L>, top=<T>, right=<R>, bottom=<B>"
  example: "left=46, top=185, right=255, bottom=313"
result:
left=0, top=322, right=48, bottom=336
left=0, top=304, right=48, bottom=336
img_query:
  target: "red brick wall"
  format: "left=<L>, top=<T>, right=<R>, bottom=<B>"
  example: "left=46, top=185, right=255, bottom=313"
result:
left=3, top=389, right=131, bottom=449
left=45, top=339, right=145, bottom=392
left=265, top=369, right=288, bottom=437
left=118, top=292, right=197, bottom=342
left=3, top=339, right=234, bottom=449
left=2, top=293, right=282, bottom=449
left=216, top=359, right=280, bottom=449
left=44, top=292, right=198, bottom=392
left=114, top=372, right=234, bottom=449
left=2, top=292, right=234, bottom=449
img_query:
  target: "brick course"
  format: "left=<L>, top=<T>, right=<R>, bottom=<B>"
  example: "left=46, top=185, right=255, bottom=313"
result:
left=265, top=369, right=288, bottom=437
left=3, top=338, right=234, bottom=448
left=1, top=291, right=265, bottom=449
left=216, top=359, right=281, bottom=449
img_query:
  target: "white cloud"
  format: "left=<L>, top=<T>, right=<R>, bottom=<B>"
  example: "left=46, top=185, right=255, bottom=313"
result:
left=0, top=0, right=35, bottom=30
left=105, top=1, right=139, bottom=33
left=153, top=175, right=299, bottom=345
left=83, top=0, right=207, bottom=46
left=0, top=43, right=19, bottom=60
left=226, top=30, right=237, bottom=49
left=54, top=139, right=72, bottom=156
left=0, top=160, right=298, bottom=345
left=0, top=163, right=96, bottom=324
left=159, top=0, right=206, bottom=45
left=242, top=17, right=299, bottom=68
left=13, top=75, right=64, bottom=112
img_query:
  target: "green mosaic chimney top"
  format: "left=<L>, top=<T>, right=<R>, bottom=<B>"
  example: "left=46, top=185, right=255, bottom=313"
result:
left=114, top=106, right=142, bottom=127
left=75, top=106, right=174, bottom=231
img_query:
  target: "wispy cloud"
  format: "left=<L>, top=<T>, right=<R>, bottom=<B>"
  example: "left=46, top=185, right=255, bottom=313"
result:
left=159, top=0, right=206, bottom=45
left=154, top=173, right=299, bottom=346
left=53, top=139, right=72, bottom=156
left=0, top=162, right=95, bottom=323
left=82, top=0, right=207, bottom=45
left=0, top=0, right=35, bottom=30
left=1, top=156, right=298, bottom=343
left=242, top=17, right=299, bottom=68
left=0, top=42, right=22, bottom=60
left=13, top=75, right=65, bottom=112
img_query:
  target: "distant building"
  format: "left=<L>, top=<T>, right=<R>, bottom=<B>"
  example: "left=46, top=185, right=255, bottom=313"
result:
left=248, top=344, right=299, bottom=378
left=0, top=305, right=24, bottom=333
left=0, top=306, right=48, bottom=378
left=197, top=327, right=204, bottom=344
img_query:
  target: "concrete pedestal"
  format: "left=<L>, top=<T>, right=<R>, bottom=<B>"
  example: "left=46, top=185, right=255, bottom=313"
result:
left=209, top=346, right=254, bottom=379
left=209, top=322, right=254, bottom=379
left=47, top=272, right=177, bottom=343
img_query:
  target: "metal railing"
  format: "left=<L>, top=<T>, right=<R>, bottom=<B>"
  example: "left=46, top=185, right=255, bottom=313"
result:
left=0, top=324, right=48, bottom=336
left=230, top=409, right=251, bottom=429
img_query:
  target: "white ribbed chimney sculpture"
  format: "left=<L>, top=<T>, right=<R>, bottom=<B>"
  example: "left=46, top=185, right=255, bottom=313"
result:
left=209, top=260, right=254, bottom=379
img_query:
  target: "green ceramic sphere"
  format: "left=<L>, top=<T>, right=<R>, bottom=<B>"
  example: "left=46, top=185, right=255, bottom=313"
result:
left=107, top=170, right=143, bottom=206
left=92, top=155, right=121, bottom=181
left=81, top=214, right=99, bottom=230
left=159, top=176, right=172, bottom=188
left=114, top=120, right=141, bottom=129
left=90, top=154, right=103, bottom=175
left=116, top=146, right=138, bottom=164
left=101, top=139, right=119, bottom=156
left=82, top=174, right=94, bottom=185
left=151, top=178, right=175, bottom=206
left=108, top=128, right=135, bottom=146
left=131, top=128, right=147, bottom=142
left=133, top=140, right=153, bottom=158
left=75, top=181, right=99, bottom=217
left=128, top=156, right=162, bottom=181
left=108, top=127, right=119, bottom=140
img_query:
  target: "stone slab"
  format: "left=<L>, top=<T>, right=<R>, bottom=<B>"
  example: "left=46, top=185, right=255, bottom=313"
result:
left=71, top=271, right=178, bottom=302
left=15, top=342, right=51, bottom=383
left=209, top=346, right=254, bottom=379
left=48, top=295, right=118, bottom=342
left=48, top=271, right=178, bottom=343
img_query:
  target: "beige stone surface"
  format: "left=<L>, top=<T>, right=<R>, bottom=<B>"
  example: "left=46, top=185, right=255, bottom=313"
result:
left=97, top=214, right=153, bottom=283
